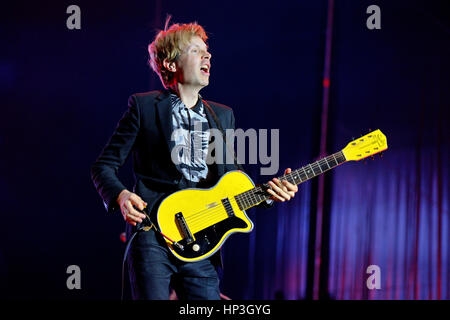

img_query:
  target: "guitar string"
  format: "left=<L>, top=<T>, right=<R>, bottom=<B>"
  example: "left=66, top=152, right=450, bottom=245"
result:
left=185, top=205, right=228, bottom=224
left=183, top=190, right=253, bottom=221
left=185, top=183, right=270, bottom=224
left=185, top=196, right=246, bottom=226
left=187, top=197, right=244, bottom=231
left=184, top=195, right=240, bottom=223
left=237, top=152, right=346, bottom=208
left=184, top=152, right=345, bottom=227
left=238, top=152, right=344, bottom=208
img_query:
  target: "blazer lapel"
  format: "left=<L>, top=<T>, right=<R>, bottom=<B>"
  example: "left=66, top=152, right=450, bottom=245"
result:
left=203, top=102, right=226, bottom=177
left=155, top=90, right=175, bottom=155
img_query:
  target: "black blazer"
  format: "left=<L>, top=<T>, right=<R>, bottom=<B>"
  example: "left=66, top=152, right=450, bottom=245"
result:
left=91, top=89, right=241, bottom=216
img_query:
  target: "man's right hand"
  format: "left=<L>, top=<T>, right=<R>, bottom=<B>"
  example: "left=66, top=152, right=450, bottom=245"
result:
left=117, top=189, right=148, bottom=226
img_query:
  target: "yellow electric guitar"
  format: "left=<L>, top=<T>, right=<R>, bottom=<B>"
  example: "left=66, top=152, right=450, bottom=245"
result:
left=155, top=129, right=388, bottom=262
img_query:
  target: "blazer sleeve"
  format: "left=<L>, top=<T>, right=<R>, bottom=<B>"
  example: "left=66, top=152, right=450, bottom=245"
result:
left=90, top=95, right=140, bottom=213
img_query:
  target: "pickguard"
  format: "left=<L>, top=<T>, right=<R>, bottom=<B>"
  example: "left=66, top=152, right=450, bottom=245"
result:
left=171, top=216, right=248, bottom=259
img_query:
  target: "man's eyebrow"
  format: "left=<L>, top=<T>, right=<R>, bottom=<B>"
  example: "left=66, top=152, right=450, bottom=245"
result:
left=188, top=43, right=209, bottom=51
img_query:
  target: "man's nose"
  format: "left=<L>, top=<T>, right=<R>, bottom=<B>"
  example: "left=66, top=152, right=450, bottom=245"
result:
left=203, top=51, right=212, bottom=60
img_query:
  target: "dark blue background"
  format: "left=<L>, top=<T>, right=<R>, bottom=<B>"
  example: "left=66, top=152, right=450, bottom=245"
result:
left=1, top=0, right=448, bottom=299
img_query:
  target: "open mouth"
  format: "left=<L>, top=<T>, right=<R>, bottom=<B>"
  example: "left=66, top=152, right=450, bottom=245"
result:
left=200, top=65, right=210, bottom=75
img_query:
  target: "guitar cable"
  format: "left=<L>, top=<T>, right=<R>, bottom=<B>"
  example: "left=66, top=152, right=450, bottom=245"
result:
left=120, top=209, right=183, bottom=301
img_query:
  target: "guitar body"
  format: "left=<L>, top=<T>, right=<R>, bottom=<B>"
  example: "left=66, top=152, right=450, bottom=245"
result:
left=156, top=170, right=257, bottom=262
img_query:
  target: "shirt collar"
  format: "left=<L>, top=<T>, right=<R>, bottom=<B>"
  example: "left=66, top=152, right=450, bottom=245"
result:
left=169, top=90, right=205, bottom=117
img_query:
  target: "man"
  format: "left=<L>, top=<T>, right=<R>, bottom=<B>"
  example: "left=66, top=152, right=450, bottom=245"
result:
left=91, top=20, right=297, bottom=300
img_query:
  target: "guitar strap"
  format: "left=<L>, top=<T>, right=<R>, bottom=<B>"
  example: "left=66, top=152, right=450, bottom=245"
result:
left=202, top=99, right=244, bottom=172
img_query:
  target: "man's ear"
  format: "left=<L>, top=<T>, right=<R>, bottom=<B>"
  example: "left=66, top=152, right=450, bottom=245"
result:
left=163, top=59, right=177, bottom=73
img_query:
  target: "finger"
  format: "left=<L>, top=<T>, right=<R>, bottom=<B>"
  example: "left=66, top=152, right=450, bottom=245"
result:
left=280, top=184, right=296, bottom=199
left=282, top=180, right=298, bottom=193
left=125, top=201, right=145, bottom=222
left=266, top=188, right=285, bottom=202
left=132, top=205, right=148, bottom=219
left=269, top=180, right=286, bottom=195
left=125, top=217, right=137, bottom=226
left=274, top=181, right=292, bottom=200
left=273, top=178, right=287, bottom=191
left=125, top=216, right=136, bottom=225
left=274, top=179, right=291, bottom=197
left=268, top=181, right=290, bottom=201
left=127, top=199, right=147, bottom=219
left=126, top=213, right=143, bottom=224
left=130, top=194, right=147, bottom=211
left=120, top=205, right=139, bottom=226
left=285, top=168, right=292, bottom=174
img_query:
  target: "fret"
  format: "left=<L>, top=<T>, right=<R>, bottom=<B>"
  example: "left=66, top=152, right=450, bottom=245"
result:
left=254, top=188, right=265, bottom=203
left=293, top=170, right=302, bottom=183
left=337, top=151, right=346, bottom=163
left=297, top=168, right=307, bottom=182
left=285, top=173, right=296, bottom=185
left=309, top=162, right=320, bottom=176
left=334, top=152, right=342, bottom=164
left=242, top=193, right=250, bottom=210
left=286, top=172, right=296, bottom=184
left=305, top=164, right=314, bottom=178
left=324, top=156, right=331, bottom=170
left=235, top=195, right=242, bottom=210
left=326, top=155, right=336, bottom=167
left=315, top=160, right=323, bottom=174
left=334, top=153, right=340, bottom=164
left=331, top=153, right=338, bottom=166
left=246, top=191, right=253, bottom=208
left=319, top=159, right=329, bottom=172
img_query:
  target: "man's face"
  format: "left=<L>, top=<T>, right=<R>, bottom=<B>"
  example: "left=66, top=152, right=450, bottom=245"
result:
left=174, top=35, right=211, bottom=88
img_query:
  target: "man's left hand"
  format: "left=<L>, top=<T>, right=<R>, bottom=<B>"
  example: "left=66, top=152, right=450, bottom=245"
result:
left=266, top=168, right=298, bottom=202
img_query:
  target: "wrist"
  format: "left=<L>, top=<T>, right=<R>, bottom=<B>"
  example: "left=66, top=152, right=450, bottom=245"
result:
left=117, top=189, right=130, bottom=205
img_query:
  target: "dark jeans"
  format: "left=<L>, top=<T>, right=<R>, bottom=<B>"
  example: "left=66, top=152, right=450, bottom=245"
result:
left=126, top=225, right=220, bottom=300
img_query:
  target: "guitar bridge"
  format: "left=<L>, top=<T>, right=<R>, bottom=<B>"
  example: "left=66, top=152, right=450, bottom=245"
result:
left=175, top=212, right=194, bottom=244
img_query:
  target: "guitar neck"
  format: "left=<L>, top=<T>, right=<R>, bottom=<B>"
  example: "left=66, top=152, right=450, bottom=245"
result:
left=234, top=150, right=347, bottom=211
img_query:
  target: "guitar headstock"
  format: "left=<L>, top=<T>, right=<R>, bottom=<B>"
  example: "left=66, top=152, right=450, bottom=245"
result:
left=342, top=129, right=388, bottom=161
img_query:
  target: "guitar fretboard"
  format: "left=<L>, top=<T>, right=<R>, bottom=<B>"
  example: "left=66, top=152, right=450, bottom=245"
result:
left=234, top=151, right=346, bottom=210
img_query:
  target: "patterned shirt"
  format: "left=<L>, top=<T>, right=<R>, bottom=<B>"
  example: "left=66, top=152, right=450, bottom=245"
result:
left=170, top=93, right=210, bottom=184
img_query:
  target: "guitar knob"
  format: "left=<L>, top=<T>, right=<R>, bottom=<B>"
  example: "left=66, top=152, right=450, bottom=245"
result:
left=192, top=244, right=200, bottom=252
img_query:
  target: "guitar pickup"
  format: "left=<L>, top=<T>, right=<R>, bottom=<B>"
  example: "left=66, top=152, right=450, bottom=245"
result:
left=221, top=198, right=235, bottom=217
left=175, top=212, right=194, bottom=244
